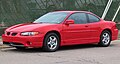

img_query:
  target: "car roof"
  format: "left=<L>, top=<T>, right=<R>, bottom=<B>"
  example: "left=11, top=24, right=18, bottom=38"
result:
left=54, top=11, right=92, bottom=14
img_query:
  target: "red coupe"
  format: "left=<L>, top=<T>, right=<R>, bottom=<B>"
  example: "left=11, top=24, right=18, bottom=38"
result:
left=2, top=11, right=118, bottom=52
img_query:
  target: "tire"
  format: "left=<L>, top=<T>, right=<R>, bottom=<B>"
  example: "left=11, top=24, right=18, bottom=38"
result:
left=98, top=30, right=111, bottom=47
left=15, top=47, right=26, bottom=50
left=42, top=33, right=60, bottom=52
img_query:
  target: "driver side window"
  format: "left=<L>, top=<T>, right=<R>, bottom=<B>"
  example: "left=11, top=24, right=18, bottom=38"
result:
left=68, top=13, right=88, bottom=24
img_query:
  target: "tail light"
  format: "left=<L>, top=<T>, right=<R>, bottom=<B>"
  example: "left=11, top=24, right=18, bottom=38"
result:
left=113, top=24, right=117, bottom=29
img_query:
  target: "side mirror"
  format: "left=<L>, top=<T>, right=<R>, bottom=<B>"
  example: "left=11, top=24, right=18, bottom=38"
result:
left=65, top=20, right=74, bottom=25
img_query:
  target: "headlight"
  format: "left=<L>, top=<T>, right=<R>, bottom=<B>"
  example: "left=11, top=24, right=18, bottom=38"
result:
left=21, top=32, right=39, bottom=36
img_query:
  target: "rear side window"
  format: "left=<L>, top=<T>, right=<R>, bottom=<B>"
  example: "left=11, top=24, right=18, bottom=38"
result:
left=88, top=14, right=100, bottom=23
left=68, top=13, right=88, bottom=24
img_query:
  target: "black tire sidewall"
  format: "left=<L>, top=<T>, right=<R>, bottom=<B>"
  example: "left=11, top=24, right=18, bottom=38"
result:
left=43, top=33, right=60, bottom=52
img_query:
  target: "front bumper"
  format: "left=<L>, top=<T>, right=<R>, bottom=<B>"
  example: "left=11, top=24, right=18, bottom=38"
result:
left=2, top=34, right=44, bottom=48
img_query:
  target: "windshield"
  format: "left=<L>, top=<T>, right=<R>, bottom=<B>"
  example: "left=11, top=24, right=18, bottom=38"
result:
left=34, top=12, right=69, bottom=24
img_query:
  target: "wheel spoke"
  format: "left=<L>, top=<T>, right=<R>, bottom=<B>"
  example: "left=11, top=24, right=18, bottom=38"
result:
left=103, top=34, right=106, bottom=37
left=52, top=37, right=56, bottom=41
left=50, top=37, right=53, bottom=41
left=107, top=37, right=110, bottom=40
left=48, top=41, right=51, bottom=45
left=105, top=33, right=108, bottom=37
left=53, top=42, right=57, bottom=46
left=105, top=39, right=108, bottom=43
left=103, top=33, right=109, bottom=37
left=102, top=38, right=105, bottom=42
left=49, top=44, right=54, bottom=49
left=102, top=32, right=110, bottom=45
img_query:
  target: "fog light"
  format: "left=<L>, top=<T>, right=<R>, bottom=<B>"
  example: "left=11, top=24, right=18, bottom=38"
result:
left=26, top=41, right=32, bottom=45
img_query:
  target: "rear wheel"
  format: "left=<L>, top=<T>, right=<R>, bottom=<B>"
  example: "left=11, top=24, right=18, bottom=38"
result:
left=98, top=30, right=111, bottom=47
left=42, top=33, right=60, bottom=52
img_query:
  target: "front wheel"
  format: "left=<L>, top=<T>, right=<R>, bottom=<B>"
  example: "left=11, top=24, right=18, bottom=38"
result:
left=98, top=30, right=111, bottom=47
left=42, top=33, right=60, bottom=52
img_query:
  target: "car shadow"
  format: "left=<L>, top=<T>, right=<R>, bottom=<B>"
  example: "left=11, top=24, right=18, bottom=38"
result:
left=59, top=44, right=98, bottom=51
left=2, top=48, right=43, bottom=53
left=1, top=44, right=116, bottom=53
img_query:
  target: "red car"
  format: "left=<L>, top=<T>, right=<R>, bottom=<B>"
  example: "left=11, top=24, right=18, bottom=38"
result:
left=2, top=11, right=118, bottom=52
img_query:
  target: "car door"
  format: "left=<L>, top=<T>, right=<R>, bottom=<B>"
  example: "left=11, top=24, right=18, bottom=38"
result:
left=85, top=13, right=102, bottom=43
left=62, top=12, right=91, bottom=45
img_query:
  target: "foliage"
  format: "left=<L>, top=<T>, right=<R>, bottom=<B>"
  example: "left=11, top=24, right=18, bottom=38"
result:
left=0, top=0, right=120, bottom=27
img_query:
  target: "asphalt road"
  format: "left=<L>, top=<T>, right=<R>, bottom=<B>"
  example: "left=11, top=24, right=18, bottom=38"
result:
left=0, top=40, right=120, bottom=64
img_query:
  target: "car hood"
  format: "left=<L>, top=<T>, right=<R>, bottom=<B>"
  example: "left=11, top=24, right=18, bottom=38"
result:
left=6, top=23, right=54, bottom=32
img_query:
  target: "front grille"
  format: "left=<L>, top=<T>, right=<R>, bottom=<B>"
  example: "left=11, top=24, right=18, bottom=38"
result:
left=6, top=32, right=18, bottom=36
left=7, top=32, right=10, bottom=35
left=11, top=33, right=17, bottom=36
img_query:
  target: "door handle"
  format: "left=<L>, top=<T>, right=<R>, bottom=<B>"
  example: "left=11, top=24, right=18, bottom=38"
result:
left=85, top=26, right=88, bottom=27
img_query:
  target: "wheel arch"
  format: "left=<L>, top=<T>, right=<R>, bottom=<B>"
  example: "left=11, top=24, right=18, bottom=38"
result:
left=44, top=30, right=61, bottom=43
left=101, top=28, right=112, bottom=39
left=102, top=29, right=112, bottom=35
left=42, top=30, right=61, bottom=51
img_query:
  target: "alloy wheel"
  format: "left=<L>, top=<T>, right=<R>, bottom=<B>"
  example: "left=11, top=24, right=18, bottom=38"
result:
left=102, top=33, right=110, bottom=45
left=47, top=36, right=58, bottom=50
